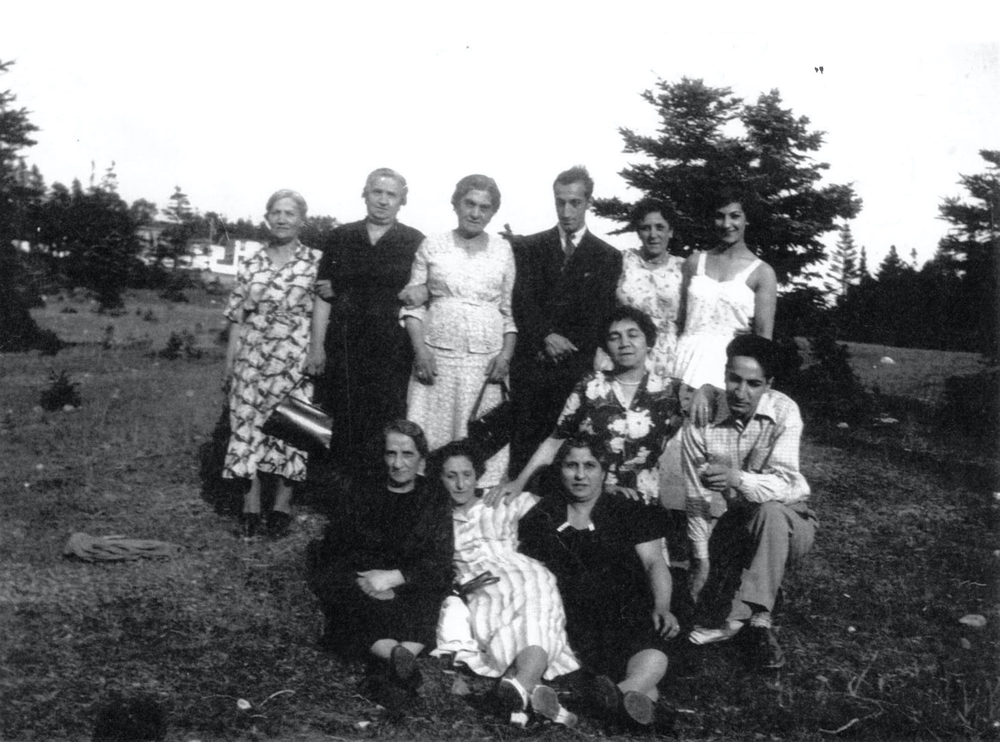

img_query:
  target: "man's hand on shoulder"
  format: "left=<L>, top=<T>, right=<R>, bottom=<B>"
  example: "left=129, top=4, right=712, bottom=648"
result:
left=544, top=333, right=578, bottom=362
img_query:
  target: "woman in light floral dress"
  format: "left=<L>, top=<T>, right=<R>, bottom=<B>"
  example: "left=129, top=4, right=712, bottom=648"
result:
left=401, top=174, right=516, bottom=488
left=615, top=198, right=686, bottom=383
left=223, top=190, right=322, bottom=539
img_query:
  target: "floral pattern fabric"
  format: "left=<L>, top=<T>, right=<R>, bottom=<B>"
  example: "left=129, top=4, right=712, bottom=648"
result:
left=553, top=371, right=682, bottom=504
left=615, top=248, right=685, bottom=382
left=223, top=241, right=320, bottom=482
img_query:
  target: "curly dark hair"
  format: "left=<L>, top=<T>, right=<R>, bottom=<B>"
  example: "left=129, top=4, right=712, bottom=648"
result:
left=606, top=305, right=658, bottom=351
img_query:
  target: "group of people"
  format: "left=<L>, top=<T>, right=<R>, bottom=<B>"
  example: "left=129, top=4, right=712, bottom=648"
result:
left=219, top=166, right=817, bottom=729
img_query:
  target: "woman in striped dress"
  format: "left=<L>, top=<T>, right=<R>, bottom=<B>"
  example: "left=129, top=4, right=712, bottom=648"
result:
left=432, top=440, right=578, bottom=728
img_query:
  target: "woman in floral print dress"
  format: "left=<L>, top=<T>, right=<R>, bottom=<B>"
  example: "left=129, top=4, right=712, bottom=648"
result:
left=496, top=307, right=682, bottom=544
left=223, top=190, right=322, bottom=539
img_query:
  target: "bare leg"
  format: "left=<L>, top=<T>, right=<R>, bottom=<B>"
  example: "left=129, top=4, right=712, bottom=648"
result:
left=273, top=477, right=294, bottom=513
left=509, top=645, right=548, bottom=692
left=619, top=649, right=668, bottom=701
left=369, top=639, right=425, bottom=661
left=243, top=476, right=262, bottom=513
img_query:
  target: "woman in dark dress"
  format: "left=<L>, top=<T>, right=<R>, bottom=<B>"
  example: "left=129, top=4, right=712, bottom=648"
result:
left=307, top=419, right=452, bottom=703
left=518, top=437, right=680, bottom=729
left=309, top=169, right=425, bottom=472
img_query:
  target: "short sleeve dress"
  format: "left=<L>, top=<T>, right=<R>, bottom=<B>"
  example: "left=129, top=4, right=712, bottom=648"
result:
left=440, top=493, right=579, bottom=679
left=401, top=232, right=517, bottom=487
left=671, top=251, right=761, bottom=389
left=223, top=241, right=320, bottom=482
left=518, top=493, right=670, bottom=679
left=615, top=248, right=685, bottom=382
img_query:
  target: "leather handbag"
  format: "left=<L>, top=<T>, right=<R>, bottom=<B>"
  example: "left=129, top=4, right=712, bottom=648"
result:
left=262, top=381, right=332, bottom=453
left=466, top=379, right=512, bottom=459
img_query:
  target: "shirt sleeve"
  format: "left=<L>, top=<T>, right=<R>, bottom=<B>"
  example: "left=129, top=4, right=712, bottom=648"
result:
left=735, top=405, right=810, bottom=505
left=682, top=422, right=714, bottom=560
left=399, top=238, right=430, bottom=325
left=552, top=378, right=588, bottom=439
left=499, top=242, right=517, bottom=335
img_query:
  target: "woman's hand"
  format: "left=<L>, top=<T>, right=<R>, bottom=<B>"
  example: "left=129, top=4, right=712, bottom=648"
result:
left=398, top=284, right=429, bottom=308
left=484, top=353, right=510, bottom=382
left=484, top=478, right=522, bottom=507
left=689, top=384, right=716, bottom=425
left=413, top=348, right=437, bottom=385
left=652, top=605, right=680, bottom=639
left=357, top=569, right=404, bottom=594
left=305, top=345, right=326, bottom=376
left=315, top=279, right=335, bottom=301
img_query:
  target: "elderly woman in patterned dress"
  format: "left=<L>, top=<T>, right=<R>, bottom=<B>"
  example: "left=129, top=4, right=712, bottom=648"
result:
left=401, top=174, right=516, bottom=488
left=223, top=189, right=322, bottom=539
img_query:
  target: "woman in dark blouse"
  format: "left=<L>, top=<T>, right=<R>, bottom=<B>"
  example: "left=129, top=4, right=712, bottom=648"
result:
left=518, top=437, right=679, bottom=728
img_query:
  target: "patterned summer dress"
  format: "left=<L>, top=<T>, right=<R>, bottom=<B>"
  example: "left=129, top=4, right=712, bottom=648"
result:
left=671, top=251, right=761, bottom=389
left=615, top=248, right=685, bottom=382
left=439, top=493, right=579, bottom=680
left=401, top=232, right=517, bottom=487
left=223, top=241, right=320, bottom=482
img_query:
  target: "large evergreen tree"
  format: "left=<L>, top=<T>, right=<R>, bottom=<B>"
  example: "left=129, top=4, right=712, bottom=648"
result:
left=0, top=60, right=49, bottom=351
left=934, top=149, right=999, bottom=357
left=592, top=78, right=862, bottom=284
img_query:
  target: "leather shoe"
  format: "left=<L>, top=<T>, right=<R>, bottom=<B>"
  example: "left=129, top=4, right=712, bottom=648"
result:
left=389, top=645, right=421, bottom=690
left=266, top=510, right=292, bottom=539
left=622, top=690, right=655, bottom=727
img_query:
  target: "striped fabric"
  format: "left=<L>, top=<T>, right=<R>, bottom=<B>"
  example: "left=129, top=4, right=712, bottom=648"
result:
left=447, top=493, right=579, bottom=679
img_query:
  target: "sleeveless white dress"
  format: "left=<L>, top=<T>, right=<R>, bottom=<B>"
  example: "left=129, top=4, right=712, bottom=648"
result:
left=671, top=251, right=761, bottom=389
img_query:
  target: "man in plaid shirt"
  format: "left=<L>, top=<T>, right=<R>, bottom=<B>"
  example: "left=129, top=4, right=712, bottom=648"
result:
left=682, top=335, right=817, bottom=670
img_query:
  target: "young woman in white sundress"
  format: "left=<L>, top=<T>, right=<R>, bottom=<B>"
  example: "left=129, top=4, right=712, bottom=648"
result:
left=672, top=189, right=777, bottom=394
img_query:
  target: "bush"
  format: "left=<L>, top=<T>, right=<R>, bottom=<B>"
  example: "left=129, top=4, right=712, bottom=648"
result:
left=39, top=370, right=81, bottom=411
left=156, top=331, right=202, bottom=360
left=939, top=365, right=999, bottom=438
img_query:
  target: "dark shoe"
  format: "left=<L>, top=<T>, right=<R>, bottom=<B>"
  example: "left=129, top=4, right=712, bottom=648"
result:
left=591, top=674, right=622, bottom=719
left=389, top=645, right=421, bottom=690
left=495, top=677, right=529, bottom=727
left=622, top=691, right=656, bottom=727
left=266, top=510, right=292, bottom=539
left=746, top=626, right=786, bottom=670
left=239, top=513, right=262, bottom=540
left=530, top=684, right=578, bottom=727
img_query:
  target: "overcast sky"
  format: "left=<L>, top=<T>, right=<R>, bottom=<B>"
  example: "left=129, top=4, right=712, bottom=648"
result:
left=3, top=2, right=998, bottom=273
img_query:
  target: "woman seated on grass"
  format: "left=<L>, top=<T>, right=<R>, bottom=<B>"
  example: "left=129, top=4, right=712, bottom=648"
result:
left=306, top=420, right=453, bottom=710
left=518, top=437, right=680, bottom=730
left=431, top=440, right=579, bottom=728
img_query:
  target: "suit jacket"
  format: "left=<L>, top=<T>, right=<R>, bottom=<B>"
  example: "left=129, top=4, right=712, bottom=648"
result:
left=510, top=226, right=622, bottom=369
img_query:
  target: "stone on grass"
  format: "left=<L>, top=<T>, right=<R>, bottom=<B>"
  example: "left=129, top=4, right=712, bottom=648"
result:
left=879, top=356, right=896, bottom=365
left=958, top=614, right=987, bottom=629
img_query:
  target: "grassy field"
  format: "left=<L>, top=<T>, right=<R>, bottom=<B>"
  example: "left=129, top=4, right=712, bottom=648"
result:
left=1, top=290, right=997, bottom=741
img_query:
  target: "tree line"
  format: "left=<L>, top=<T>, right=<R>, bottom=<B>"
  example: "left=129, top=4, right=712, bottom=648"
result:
left=2, top=63, right=995, bottom=363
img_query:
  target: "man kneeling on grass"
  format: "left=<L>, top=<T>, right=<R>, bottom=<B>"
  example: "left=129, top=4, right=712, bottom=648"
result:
left=683, top=335, right=817, bottom=670
left=307, top=420, right=453, bottom=710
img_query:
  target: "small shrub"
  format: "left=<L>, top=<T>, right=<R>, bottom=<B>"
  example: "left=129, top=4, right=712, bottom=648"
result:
left=141, top=309, right=158, bottom=323
left=939, top=365, right=999, bottom=438
left=60, top=306, right=78, bottom=314
left=157, top=330, right=202, bottom=360
left=101, top=325, right=116, bottom=350
left=39, top=370, right=81, bottom=411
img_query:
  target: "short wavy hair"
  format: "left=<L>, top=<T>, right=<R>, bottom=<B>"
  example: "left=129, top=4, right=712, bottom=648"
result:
left=265, top=189, right=308, bottom=218
left=363, top=167, right=408, bottom=205
left=553, top=166, right=594, bottom=200
left=428, top=439, right=487, bottom=482
left=628, top=197, right=678, bottom=230
left=553, top=436, right=613, bottom=472
left=451, top=174, right=501, bottom=213
left=606, top=305, right=658, bottom=351
left=726, top=335, right=780, bottom=380
left=382, top=419, right=429, bottom=460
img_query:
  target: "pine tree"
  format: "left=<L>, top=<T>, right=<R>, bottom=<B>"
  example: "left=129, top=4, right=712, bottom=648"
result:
left=592, top=77, right=862, bottom=284
left=825, top=224, right=860, bottom=301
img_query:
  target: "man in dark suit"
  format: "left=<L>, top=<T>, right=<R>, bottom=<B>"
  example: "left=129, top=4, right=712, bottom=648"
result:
left=506, top=166, right=622, bottom=476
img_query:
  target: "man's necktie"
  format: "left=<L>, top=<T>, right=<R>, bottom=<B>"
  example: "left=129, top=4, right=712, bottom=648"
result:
left=564, top=233, right=576, bottom=266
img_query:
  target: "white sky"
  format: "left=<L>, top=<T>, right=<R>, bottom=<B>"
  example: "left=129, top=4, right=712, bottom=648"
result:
left=3, top=2, right=998, bottom=274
